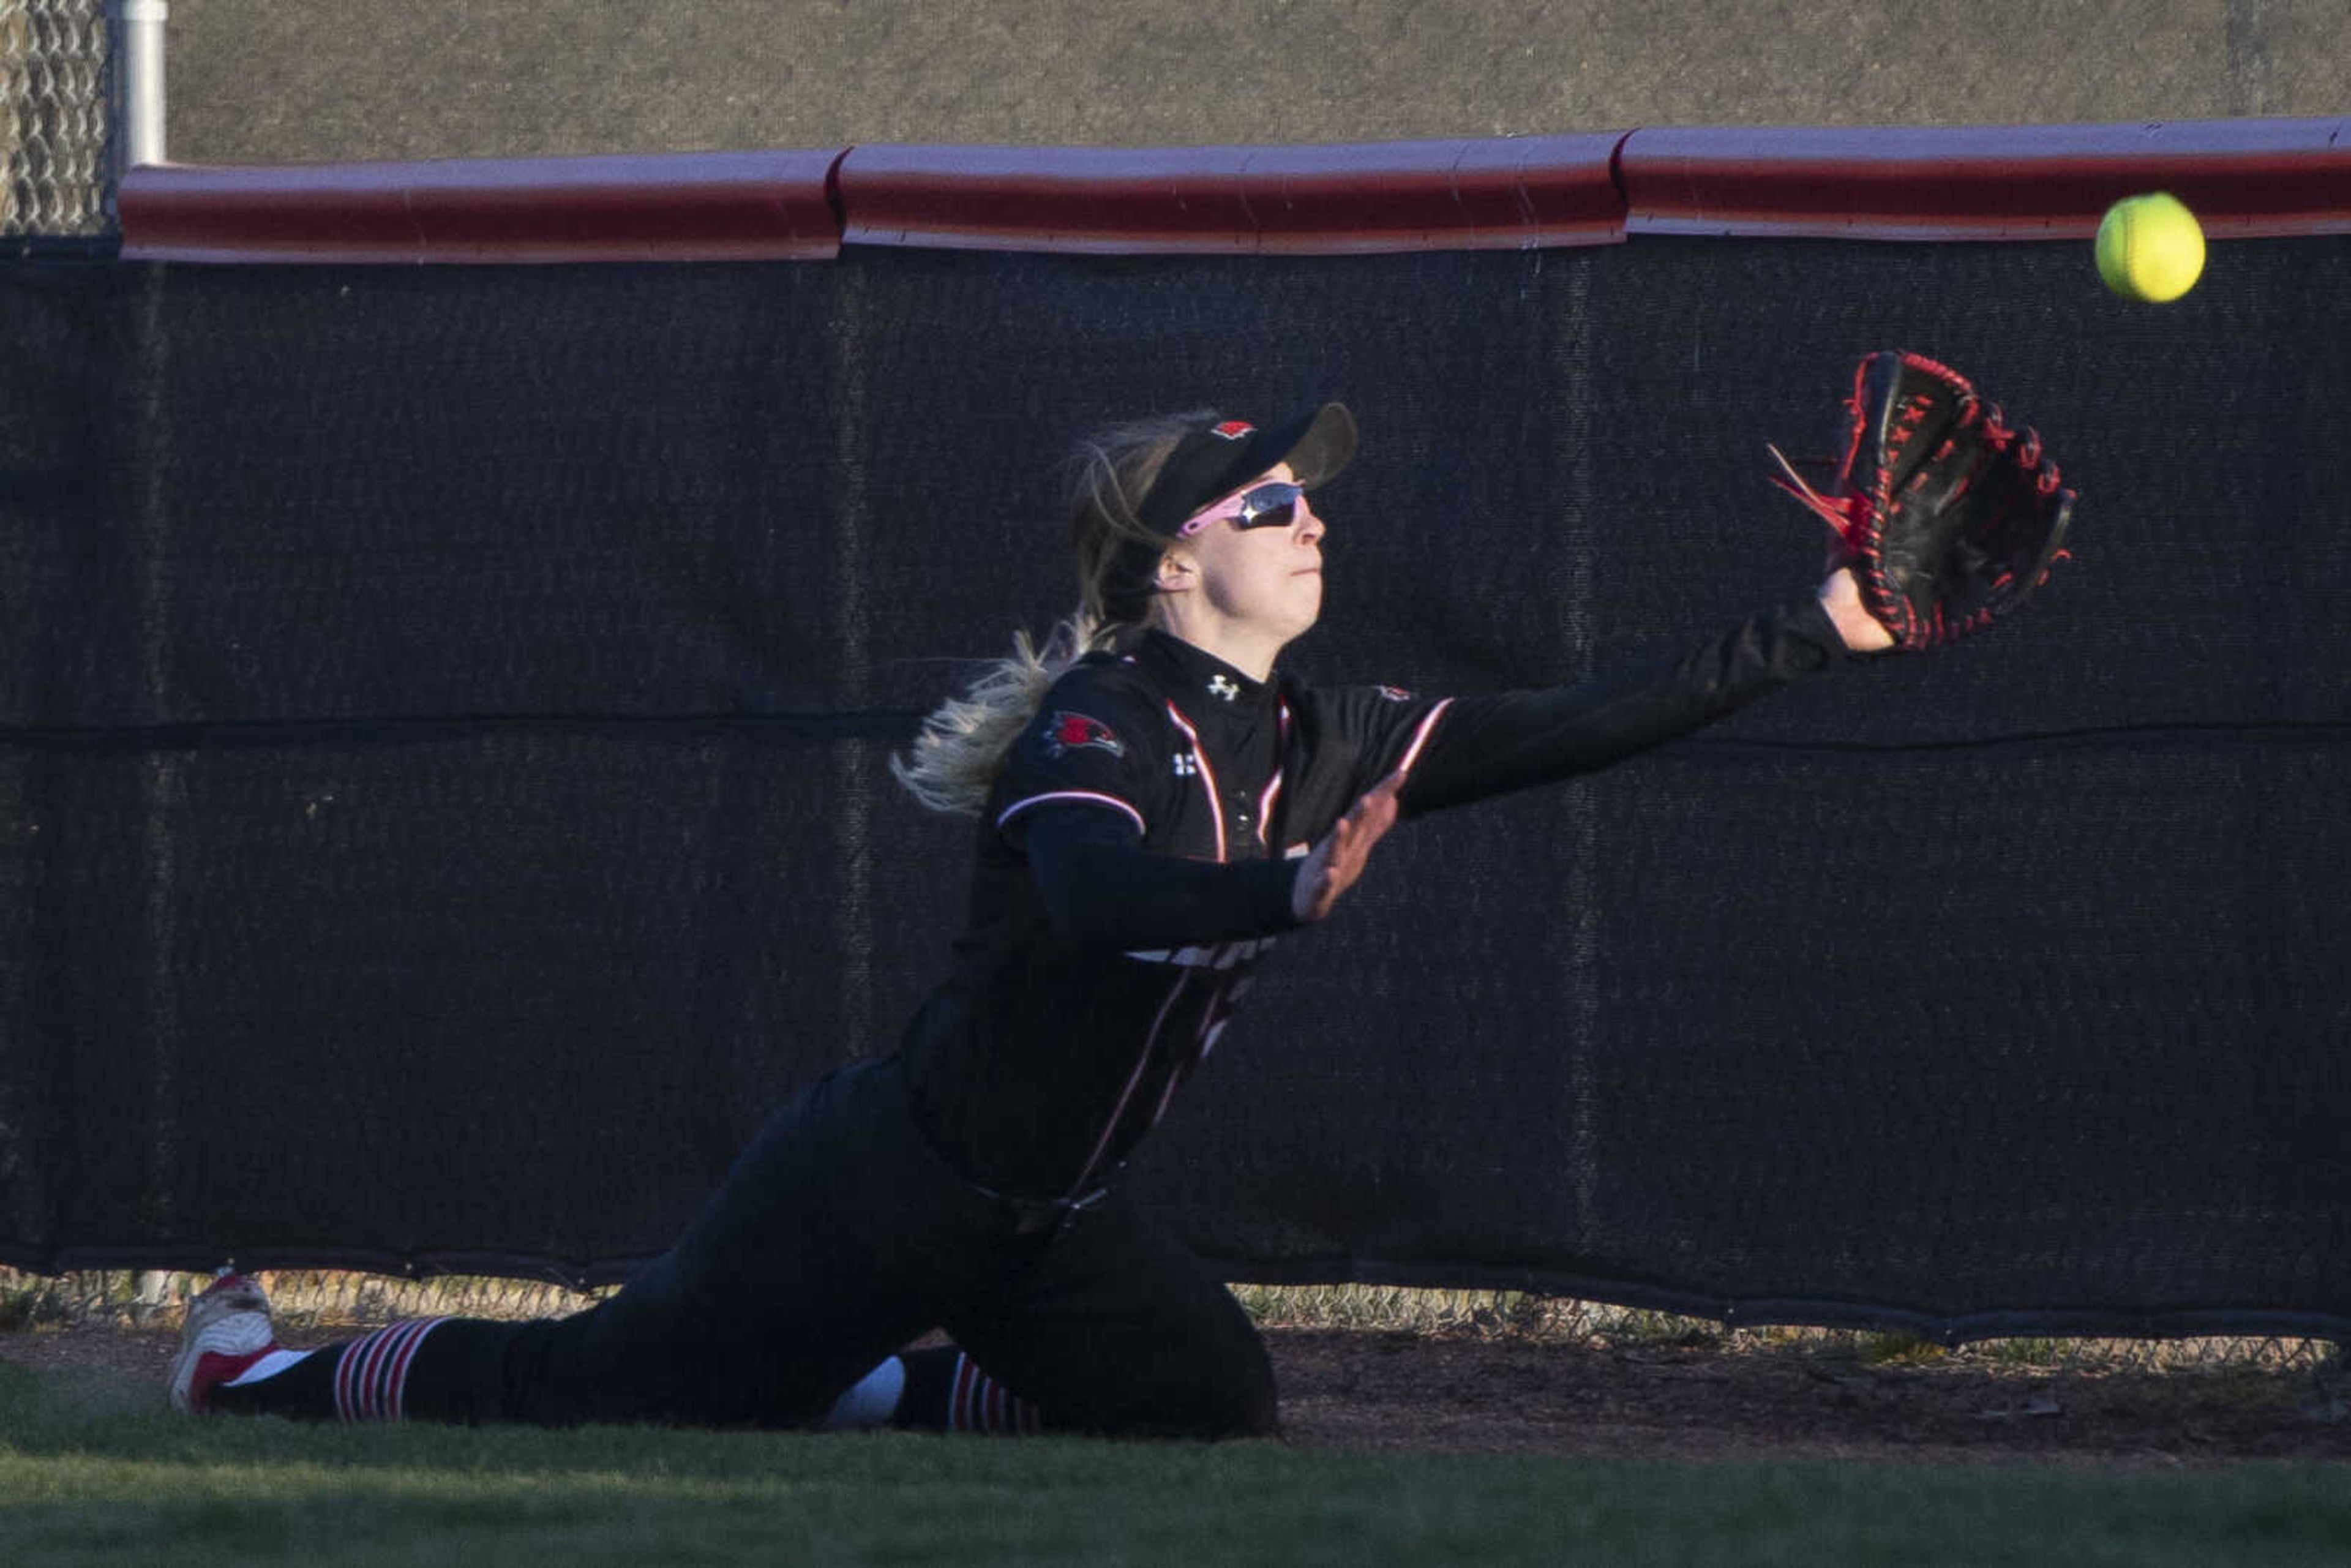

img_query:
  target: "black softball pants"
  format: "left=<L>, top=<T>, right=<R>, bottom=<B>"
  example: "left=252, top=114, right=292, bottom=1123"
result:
left=369, top=1056, right=1275, bottom=1436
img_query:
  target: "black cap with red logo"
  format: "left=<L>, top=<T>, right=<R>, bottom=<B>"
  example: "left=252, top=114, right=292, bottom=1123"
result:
left=1134, top=403, right=1357, bottom=538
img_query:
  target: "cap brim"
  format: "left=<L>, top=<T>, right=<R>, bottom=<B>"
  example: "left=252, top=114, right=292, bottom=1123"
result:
left=1267, top=402, right=1356, bottom=490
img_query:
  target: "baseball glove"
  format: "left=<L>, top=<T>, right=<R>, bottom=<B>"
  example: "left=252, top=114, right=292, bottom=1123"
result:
left=1769, top=350, right=2075, bottom=651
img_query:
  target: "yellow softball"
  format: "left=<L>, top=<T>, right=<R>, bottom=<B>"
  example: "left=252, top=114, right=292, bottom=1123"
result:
left=2095, top=192, right=2205, bottom=303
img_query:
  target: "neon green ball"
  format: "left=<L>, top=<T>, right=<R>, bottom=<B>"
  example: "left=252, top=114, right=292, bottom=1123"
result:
left=2096, top=192, right=2206, bottom=304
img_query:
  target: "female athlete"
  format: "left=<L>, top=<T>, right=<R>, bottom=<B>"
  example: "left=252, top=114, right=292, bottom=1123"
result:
left=169, top=402, right=1894, bottom=1438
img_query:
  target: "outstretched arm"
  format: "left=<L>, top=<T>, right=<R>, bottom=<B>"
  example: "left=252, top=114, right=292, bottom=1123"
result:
left=1397, top=582, right=1881, bottom=820
left=1014, top=579, right=1890, bottom=941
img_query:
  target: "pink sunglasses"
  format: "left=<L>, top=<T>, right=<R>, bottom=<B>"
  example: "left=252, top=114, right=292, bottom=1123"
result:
left=1178, top=481, right=1305, bottom=538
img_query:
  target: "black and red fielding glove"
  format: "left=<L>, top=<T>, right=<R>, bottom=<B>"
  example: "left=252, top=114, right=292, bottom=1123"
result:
left=1771, top=350, right=2077, bottom=651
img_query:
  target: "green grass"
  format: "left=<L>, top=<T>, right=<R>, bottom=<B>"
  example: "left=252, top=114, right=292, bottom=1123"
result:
left=5, top=1359, right=2350, bottom=1566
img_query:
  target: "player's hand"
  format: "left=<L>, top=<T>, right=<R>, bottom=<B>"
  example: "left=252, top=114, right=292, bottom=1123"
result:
left=1291, top=770, right=1404, bottom=923
left=1818, top=566, right=1895, bottom=653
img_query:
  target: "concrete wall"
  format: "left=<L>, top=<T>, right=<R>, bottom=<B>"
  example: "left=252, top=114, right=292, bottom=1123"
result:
left=166, top=0, right=2347, bottom=165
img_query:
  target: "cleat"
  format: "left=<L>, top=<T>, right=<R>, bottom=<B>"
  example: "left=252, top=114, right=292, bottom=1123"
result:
left=167, top=1270, right=280, bottom=1414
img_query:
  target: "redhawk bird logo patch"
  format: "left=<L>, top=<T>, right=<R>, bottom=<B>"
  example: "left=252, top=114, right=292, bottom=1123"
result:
left=1043, top=710, right=1125, bottom=759
left=1210, top=421, right=1254, bottom=440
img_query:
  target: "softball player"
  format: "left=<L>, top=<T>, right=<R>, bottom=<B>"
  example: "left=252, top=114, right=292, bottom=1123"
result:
left=170, top=402, right=1893, bottom=1437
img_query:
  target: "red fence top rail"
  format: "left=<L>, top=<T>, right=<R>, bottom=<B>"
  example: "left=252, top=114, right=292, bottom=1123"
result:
left=1618, top=118, right=2351, bottom=241
left=831, top=136, right=1628, bottom=254
left=118, top=150, right=844, bottom=264
left=110, top=119, right=2350, bottom=263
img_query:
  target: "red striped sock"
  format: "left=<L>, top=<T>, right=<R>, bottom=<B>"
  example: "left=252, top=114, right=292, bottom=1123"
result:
left=331, top=1318, right=449, bottom=1423
left=892, top=1346, right=1041, bottom=1435
left=945, top=1351, right=1041, bottom=1436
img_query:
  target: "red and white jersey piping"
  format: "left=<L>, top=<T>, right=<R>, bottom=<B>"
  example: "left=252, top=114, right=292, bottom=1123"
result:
left=996, top=789, right=1147, bottom=837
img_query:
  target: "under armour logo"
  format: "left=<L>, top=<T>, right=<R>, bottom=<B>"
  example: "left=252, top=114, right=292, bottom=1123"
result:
left=1172, top=752, right=1199, bottom=777
left=1207, top=674, right=1239, bottom=702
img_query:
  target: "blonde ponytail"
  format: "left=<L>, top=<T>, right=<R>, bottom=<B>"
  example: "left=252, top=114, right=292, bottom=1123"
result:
left=891, top=410, right=1210, bottom=817
left=887, top=608, right=1123, bottom=817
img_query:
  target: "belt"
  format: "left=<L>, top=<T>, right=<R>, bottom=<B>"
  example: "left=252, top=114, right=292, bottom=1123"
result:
left=896, top=1074, right=1117, bottom=1242
left=976, top=1181, right=1112, bottom=1241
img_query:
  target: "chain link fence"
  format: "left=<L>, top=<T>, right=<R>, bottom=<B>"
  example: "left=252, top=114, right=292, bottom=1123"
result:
left=2, top=0, right=113, bottom=236
left=0, top=1267, right=615, bottom=1332
left=2, top=1267, right=2340, bottom=1378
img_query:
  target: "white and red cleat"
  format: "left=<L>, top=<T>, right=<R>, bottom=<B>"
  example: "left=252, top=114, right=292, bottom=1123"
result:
left=167, top=1270, right=280, bottom=1414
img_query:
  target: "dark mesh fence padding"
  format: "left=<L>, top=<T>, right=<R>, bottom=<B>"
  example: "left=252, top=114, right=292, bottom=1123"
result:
left=4, top=239, right=2347, bottom=1338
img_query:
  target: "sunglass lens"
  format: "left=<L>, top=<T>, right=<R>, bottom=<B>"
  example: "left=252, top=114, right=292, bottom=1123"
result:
left=1236, top=483, right=1302, bottom=529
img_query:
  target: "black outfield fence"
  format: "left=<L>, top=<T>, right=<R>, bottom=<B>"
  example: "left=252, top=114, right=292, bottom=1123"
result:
left=3, top=234, right=2347, bottom=1341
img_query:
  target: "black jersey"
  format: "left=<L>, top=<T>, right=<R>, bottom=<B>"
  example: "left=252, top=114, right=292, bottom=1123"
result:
left=901, top=604, right=1850, bottom=1200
